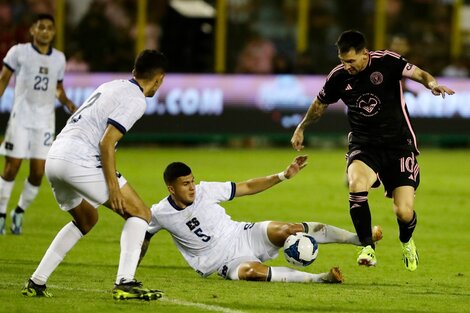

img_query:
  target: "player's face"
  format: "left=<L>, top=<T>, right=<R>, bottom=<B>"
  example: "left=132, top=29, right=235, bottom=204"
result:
left=169, top=173, right=196, bottom=207
left=338, top=48, right=369, bottom=75
left=31, top=19, right=55, bottom=46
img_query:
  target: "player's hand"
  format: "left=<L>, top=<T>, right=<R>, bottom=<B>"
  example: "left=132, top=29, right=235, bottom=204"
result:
left=291, top=128, right=305, bottom=151
left=431, top=85, right=455, bottom=98
left=284, top=155, right=308, bottom=179
left=109, top=188, right=126, bottom=215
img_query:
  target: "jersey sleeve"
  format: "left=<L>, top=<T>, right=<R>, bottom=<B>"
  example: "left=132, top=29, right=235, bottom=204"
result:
left=383, top=50, right=409, bottom=80
left=57, top=51, right=66, bottom=82
left=147, top=204, right=164, bottom=235
left=3, top=45, right=19, bottom=72
left=317, top=68, right=341, bottom=104
left=199, top=181, right=236, bottom=202
left=108, top=95, right=146, bottom=134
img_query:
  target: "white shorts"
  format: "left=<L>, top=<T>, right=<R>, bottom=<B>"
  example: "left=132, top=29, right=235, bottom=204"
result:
left=0, top=122, right=54, bottom=159
left=45, top=158, right=127, bottom=211
left=216, top=221, right=279, bottom=280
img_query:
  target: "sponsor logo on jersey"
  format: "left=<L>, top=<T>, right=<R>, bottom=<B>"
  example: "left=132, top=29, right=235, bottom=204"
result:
left=370, top=72, right=383, bottom=85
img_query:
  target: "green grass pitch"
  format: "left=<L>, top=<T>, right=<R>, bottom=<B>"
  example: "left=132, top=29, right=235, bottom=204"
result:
left=1, top=147, right=469, bottom=313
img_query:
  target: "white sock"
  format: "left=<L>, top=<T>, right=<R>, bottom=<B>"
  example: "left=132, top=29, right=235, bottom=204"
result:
left=269, top=266, right=325, bottom=283
left=303, top=222, right=361, bottom=245
left=115, top=217, right=148, bottom=284
left=0, top=177, right=14, bottom=214
left=18, top=179, right=40, bottom=211
left=31, top=222, right=83, bottom=285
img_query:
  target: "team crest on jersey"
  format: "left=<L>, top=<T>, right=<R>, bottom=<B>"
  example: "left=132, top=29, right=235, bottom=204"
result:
left=356, top=93, right=381, bottom=117
left=39, top=67, right=48, bottom=74
left=370, top=72, right=383, bottom=85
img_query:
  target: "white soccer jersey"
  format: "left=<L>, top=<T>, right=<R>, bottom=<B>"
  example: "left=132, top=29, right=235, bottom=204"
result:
left=3, top=43, right=65, bottom=129
left=47, top=79, right=146, bottom=168
left=148, top=181, right=242, bottom=275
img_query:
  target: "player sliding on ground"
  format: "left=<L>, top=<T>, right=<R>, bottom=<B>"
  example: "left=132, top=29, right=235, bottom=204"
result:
left=139, top=156, right=382, bottom=283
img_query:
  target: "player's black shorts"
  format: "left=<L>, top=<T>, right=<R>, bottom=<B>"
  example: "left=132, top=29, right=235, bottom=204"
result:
left=346, top=145, right=420, bottom=198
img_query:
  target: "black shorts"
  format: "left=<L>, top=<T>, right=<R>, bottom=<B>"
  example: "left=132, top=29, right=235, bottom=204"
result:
left=346, top=145, right=420, bottom=198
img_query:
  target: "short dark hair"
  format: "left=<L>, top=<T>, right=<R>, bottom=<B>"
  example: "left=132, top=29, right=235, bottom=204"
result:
left=33, top=13, right=55, bottom=25
left=336, top=30, right=366, bottom=54
left=164, top=162, right=192, bottom=184
left=133, top=50, right=168, bottom=80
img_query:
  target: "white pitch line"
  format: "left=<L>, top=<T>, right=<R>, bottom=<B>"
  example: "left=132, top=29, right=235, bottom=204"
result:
left=4, top=282, right=247, bottom=313
left=160, top=298, right=247, bottom=313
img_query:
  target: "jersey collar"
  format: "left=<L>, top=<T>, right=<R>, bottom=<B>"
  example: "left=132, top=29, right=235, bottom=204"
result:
left=31, top=43, right=53, bottom=55
left=129, top=78, right=144, bottom=93
left=167, top=195, right=189, bottom=211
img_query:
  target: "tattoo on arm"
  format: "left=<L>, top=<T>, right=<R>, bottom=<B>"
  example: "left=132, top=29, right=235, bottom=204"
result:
left=302, top=100, right=328, bottom=127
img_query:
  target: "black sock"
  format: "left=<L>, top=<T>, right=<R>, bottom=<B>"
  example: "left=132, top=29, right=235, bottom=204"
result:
left=15, top=206, right=24, bottom=214
left=349, top=191, right=374, bottom=248
left=0, top=213, right=6, bottom=218
left=398, top=211, right=417, bottom=243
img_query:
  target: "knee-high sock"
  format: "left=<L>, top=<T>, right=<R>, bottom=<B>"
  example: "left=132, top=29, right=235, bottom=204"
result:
left=0, top=177, right=15, bottom=214
left=31, top=222, right=83, bottom=285
left=398, top=211, right=417, bottom=243
left=115, top=217, right=148, bottom=284
left=349, top=191, right=374, bottom=248
left=18, top=179, right=40, bottom=211
left=302, top=222, right=361, bottom=245
left=268, top=266, right=327, bottom=283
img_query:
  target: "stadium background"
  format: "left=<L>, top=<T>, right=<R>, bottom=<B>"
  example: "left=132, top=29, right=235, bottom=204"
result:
left=1, top=2, right=470, bottom=312
left=0, top=0, right=469, bottom=147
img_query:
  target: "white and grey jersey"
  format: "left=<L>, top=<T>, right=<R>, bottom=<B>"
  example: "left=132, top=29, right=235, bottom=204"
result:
left=3, top=43, right=65, bottom=129
left=48, top=79, right=146, bottom=168
left=148, top=181, right=240, bottom=274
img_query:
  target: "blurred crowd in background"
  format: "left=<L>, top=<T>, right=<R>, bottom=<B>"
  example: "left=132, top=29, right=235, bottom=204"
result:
left=1, top=0, right=469, bottom=76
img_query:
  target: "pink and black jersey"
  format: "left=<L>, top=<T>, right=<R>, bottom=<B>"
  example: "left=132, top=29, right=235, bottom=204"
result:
left=318, top=50, right=419, bottom=153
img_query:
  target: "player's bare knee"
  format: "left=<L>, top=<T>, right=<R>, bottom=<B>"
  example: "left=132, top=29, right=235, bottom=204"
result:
left=284, top=223, right=303, bottom=236
left=127, top=205, right=151, bottom=222
left=396, top=205, right=414, bottom=222
left=348, top=177, right=369, bottom=192
left=237, top=263, right=267, bottom=281
left=74, top=217, right=98, bottom=234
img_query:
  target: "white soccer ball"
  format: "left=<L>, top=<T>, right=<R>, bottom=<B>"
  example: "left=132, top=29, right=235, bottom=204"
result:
left=283, top=232, right=319, bottom=266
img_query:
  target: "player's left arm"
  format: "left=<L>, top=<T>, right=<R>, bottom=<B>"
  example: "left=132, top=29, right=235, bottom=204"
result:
left=56, top=81, right=77, bottom=113
left=406, top=66, right=455, bottom=98
left=235, top=155, right=308, bottom=197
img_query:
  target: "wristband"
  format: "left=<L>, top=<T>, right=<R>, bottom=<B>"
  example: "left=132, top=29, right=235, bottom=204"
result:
left=277, top=172, right=287, bottom=181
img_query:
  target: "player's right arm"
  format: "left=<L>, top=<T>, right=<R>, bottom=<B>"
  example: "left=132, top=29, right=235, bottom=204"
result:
left=291, top=98, right=328, bottom=151
left=0, top=65, right=13, bottom=97
left=138, top=235, right=151, bottom=266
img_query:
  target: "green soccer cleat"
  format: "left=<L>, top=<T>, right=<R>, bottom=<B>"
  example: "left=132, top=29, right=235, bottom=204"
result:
left=357, top=245, right=377, bottom=267
left=402, top=238, right=419, bottom=271
left=112, top=279, right=163, bottom=301
left=21, top=279, right=52, bottom=297
left=10, top=211, right=23, bottom=235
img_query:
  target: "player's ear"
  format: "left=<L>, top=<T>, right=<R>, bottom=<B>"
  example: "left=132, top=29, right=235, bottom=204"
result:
left=167, top=185, right=175, bottom=195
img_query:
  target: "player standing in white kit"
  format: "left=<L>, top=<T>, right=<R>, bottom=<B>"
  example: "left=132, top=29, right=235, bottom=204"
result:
left=0, top=13, right=76, bottom=235
left=22, top=50, right=167, bottom=301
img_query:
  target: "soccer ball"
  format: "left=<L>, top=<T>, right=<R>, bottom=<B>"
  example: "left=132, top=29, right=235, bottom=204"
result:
left=283, top=232, right=319, bottom=266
